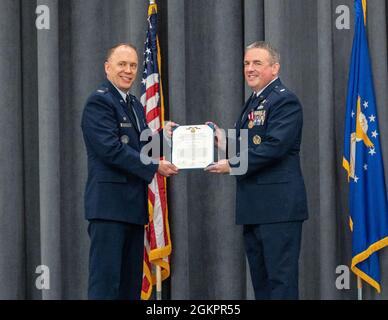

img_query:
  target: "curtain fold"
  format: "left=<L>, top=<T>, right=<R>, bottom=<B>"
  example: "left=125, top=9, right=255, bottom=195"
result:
left=0, top=0, right=25, bottom=300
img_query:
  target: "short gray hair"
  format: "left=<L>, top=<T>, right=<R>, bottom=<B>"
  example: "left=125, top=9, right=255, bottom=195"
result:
left=246, top=41, right=280, bottom=65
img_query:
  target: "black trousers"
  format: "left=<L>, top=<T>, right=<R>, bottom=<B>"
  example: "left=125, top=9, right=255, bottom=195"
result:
left=87, top=219, right=144, bottom=300
left=243, top=221, right=303, bottom=300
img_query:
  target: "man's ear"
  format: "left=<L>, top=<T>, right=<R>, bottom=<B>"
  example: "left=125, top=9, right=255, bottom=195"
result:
left=272, top=63, right=280, bottom=76
left=104, top=61, right=110, bottom=75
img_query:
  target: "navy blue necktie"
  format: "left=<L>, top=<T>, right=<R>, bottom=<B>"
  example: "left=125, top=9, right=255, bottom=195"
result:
left=126, top=94, right=140, bottom=130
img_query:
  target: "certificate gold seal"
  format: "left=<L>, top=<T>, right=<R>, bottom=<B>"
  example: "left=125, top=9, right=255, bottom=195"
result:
left=248, top=121, right=254, bottom=129
left=253, top=135, right=261, bottom=145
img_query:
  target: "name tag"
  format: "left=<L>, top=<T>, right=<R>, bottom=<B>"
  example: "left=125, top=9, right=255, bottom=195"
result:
left=120, top=122, right=132, bottom=128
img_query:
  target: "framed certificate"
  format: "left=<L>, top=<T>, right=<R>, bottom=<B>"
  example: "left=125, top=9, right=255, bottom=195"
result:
left=171, top=124, right=214, bottom=169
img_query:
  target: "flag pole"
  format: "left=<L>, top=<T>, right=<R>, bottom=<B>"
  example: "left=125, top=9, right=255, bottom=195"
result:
left=357, top=276, right=362, bottom=300
left=357, top=0, right=366, bottom=301
left=156, top=266, right=162, bottom=300
left=148, top=0, right=162, bottom=301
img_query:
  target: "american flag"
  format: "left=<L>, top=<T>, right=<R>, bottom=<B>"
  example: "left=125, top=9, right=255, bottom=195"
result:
left=140, top=1, right=171, bottom=300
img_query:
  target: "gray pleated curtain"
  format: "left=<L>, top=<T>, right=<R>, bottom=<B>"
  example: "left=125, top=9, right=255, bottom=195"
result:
left=0, top=0, right=387, bottom=299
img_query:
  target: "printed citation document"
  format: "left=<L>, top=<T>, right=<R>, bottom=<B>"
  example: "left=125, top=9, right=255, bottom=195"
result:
left=171, top=124, right=214, bottom=169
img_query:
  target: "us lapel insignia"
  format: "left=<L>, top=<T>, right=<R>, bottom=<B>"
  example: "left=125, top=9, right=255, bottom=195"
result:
left=253, top=135, right=262, bottom=145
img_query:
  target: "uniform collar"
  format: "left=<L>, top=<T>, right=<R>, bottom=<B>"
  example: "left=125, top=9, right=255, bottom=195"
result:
left=110, top=82, right=129, bottom=101
left=103, top=80, right=129, bottom=103
left=255, top=77, right=279, bottom=97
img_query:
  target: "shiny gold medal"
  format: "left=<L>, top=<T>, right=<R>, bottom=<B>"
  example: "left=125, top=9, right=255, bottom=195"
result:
left=248, top=121, right=254, bottom=129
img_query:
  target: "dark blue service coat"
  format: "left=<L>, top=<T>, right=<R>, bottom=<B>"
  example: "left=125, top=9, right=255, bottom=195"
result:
left=231, top=78, right=308, bottom=225
left=81, top=80, right=158, bottom=225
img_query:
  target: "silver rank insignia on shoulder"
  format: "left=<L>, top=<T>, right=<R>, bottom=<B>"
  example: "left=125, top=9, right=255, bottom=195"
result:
left=280, top=89, right=286, bottom=92
left=97, top=88, right=108, bottom=94
left=120, top=135, right=129, bottom=144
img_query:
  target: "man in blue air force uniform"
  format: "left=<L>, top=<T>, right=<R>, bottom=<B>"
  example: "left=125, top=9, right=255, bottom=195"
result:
left=81, top=43, right=178, bottom=300
left=206, top=41, right=308, bottom=299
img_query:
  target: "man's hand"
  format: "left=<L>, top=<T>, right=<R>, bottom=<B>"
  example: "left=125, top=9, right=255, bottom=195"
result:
left=204, top=159, right=231, bottom=174
left=206, top=122, right=226, bottom=152
left=158, top=160, right=179, bottom=177
left=163, top=121, right=179, bottom=139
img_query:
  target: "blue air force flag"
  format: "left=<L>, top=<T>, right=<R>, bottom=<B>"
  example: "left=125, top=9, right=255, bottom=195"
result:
left=343, top=0, right=388, bottom=293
